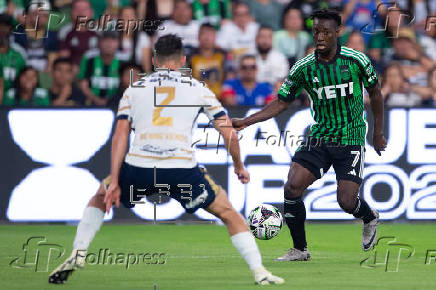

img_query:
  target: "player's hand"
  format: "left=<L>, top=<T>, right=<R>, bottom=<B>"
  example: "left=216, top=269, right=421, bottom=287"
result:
left=103, top=182, right=121, bottom=213
left=234, top=166, right=250, bottom=184
left=231, top=118, right=248, bottom=131
left=373, top=133, right=387, bottom=156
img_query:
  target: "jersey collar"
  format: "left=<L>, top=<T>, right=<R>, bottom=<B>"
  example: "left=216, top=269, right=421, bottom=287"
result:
left=315, top=44, right=341, bottom=65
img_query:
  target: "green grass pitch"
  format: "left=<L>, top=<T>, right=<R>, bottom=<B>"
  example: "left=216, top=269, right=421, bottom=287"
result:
left=1, top=223, right=435, bottom=290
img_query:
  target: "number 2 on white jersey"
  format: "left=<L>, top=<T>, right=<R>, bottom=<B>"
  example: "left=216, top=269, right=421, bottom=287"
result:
left=153, top=87, right=175, bottom=126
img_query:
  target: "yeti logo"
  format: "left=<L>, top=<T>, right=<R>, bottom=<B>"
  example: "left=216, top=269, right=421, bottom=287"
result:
left=313, top=82, right=354, bottom=99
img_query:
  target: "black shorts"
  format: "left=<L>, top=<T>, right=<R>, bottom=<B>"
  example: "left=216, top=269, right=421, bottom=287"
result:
left=292, top=140, right=365, bottom=184
left=103, top=163, right=221, bottom=214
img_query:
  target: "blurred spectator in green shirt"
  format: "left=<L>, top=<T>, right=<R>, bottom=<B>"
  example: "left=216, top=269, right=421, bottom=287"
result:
left=3, top=66, right=50, bottom=106
left=0, top=14, right=26, bottom=98
left=192, top=0, right=231, bottom=30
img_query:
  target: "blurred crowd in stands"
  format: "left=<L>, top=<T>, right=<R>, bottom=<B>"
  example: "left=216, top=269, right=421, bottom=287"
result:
left=0, top=0, right=435, bottom=108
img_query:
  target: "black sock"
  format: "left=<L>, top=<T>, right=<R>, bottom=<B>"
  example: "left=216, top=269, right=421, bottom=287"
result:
left=352, top=197, right=376, bottom=223
left=284, top=197, right=307, bottom=251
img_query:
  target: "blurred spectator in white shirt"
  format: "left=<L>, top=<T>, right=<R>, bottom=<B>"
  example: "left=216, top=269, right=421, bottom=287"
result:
left=254, top=26, right=289, bottom=86
left=157, top=0, right=200, bottom=50
left=273, top=8, right=311, bottom=66
left=382, top=62, right=422, bottom=107
left=410, top=66, right=436, bottom=106
left=418, top=19, right=436, bottom=62
left=391, top=28, right=435, bottom=87
left=217, top=2, right=259, bottom=60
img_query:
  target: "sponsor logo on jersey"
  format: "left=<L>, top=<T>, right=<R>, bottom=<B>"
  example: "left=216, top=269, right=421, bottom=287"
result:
left=313, top=82, right=354, bottom=99
left=340, top=66, right=351, bottom=81
left=313, top=77, right=320, bottom=83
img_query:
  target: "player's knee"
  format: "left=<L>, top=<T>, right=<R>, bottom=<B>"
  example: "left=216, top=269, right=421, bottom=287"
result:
left=284, top=180, right=304, bottom=199
left=337, top=193, right=356, bottom=214
left=218, top=206, right=243, bottom=227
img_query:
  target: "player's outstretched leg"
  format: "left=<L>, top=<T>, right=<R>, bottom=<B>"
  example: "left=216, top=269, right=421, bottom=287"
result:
left=48, top=179, right=107, bottom=284
left=276, top=162, right=315, bottom=262
left=206, top=188, right=284, bottom=285
left=337, top=180, right=379, bottom=251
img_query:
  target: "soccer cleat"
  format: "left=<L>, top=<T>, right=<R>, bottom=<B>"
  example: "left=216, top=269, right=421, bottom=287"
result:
left=48, top=249, right=86, bottom=284
left=253, top=267, right=285, bottom=285
left=362, top=209, right=379, bottom=251
left=275, top=248, right=311, bottom=261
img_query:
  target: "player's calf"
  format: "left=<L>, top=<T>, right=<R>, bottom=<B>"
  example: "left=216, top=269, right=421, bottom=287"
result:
left=337, top=192, right=357, bottom=214
left=337, top=181, right=379, bottom=251
left=280, top=162, right=315, bottom=259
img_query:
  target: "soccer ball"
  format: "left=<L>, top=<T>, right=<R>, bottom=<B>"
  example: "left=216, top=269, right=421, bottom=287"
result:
left=247, top=204, right=283, bottom=240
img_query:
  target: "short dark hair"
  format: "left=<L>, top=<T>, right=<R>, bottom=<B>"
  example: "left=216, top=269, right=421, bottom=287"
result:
left=239, top=54, right=256, bottom=66
left=174, top=0, right=190, bottom=8
left=154, top=34, right=184, bottom=61
left=72, top=0, right=91, bottom=9
left=258, top=25, right=273, bottom=33
left=199, top=22, right=215, bottom=32
left=0, top=13, right=13, bottom=27
left=234, top=1, right=249, bottom=10
left=311, top=9, right=342, bottom=27
left=53, top=57, right=72, bottom=69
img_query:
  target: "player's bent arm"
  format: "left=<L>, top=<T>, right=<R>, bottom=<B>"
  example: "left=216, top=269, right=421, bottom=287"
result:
left=214, top=115, right=250, bottom=183
left=367, top=83, right=384, bottom=136
left=214, top=115, right=243, bottom=168
left=110, top=119, right=131, bottom=184
left=367, top=83, right=387, bottom=155
left=234, top=98, right=291, bottom=130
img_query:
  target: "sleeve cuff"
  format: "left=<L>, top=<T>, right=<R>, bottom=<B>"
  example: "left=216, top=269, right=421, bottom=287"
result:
left=365, top=81, right=378, bottom=90
left=277, top=92, right=292, bottom=103
left=117, top=115, right=129, bottom=120
left=213, top=111, right=226, bottom=119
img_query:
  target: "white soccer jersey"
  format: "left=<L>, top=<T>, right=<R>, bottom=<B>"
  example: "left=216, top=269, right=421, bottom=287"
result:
left=117, top=70, right=225, bottom=168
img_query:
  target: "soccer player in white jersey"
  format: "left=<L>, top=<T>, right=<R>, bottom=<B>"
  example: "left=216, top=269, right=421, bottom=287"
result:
left=49, top=34, right=284, bottom=286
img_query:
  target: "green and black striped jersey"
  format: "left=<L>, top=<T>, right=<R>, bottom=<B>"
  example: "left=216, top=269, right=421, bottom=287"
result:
left=78, top=50, right=125, bottom=99
left=278, top=46, right=378, bottom=146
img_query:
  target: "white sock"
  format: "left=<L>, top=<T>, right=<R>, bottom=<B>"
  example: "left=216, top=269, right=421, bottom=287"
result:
left=231, top=231, right=263, bottom=271
left=73, top=207, right=104, bottom=250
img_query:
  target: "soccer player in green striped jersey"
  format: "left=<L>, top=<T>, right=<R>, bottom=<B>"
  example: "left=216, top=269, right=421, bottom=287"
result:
left=233, top=9, right=387, bottom=260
